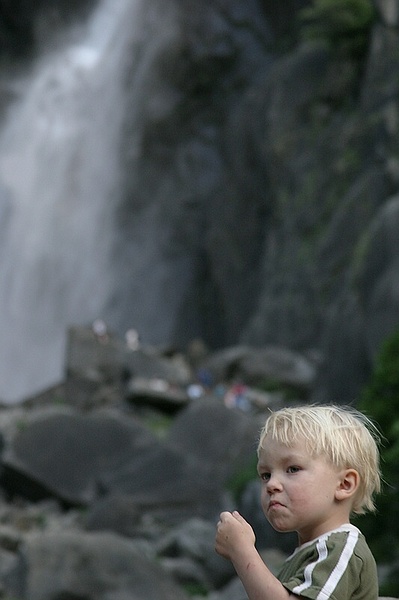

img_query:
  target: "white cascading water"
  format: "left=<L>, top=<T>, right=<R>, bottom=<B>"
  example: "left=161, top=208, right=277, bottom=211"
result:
left=0, top=0, right=140, bottom=402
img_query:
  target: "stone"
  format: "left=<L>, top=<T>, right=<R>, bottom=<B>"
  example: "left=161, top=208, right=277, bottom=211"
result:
left=1, top=409, right=157, bottom=505
left=4, top=530, right=190, bottom=600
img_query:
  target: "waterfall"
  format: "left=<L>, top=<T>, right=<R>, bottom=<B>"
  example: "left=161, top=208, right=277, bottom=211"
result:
left=0, top=0, right=140, bottom=402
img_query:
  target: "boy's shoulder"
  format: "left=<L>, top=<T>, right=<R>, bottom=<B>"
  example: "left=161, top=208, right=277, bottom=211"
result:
left=283, top=524, right=375, bottom=569
left=278, top=525, right=378, bottom=600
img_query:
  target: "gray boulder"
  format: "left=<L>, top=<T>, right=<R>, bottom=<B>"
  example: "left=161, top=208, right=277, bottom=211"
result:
left=98, top=398, right=260, bottom=522
left=207, top=577, right=247, bottom=600
left=0, top=395, right=262, bottom=525
left=1, top=409, right=157, bottom=505
left=199, top=345, right=316, bottom=395
left=167, top=397, right=260, bottom=480
left=84, top=493, right=142, bottom=537
left=99, top=442, right=220, bottom=522
left=156, top=517, right=235, bottom=589
left=4, top=529, right=190, bottom=600
left=65, top=326, right=193, bottom=410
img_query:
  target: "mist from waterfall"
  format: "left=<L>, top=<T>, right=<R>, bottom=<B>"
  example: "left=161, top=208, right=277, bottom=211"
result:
left=0, top=0, right=140, bottom=402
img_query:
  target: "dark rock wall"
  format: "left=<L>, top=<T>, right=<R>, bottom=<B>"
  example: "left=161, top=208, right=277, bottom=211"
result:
left=0, top=0, right=96, bottom=55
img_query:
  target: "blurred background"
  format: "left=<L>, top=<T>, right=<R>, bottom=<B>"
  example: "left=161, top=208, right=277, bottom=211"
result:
left=0, top=0, right=399, bottom=595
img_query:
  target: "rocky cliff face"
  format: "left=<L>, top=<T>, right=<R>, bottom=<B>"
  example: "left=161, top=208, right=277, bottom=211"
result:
left=0, top=0, right=397, bottom=404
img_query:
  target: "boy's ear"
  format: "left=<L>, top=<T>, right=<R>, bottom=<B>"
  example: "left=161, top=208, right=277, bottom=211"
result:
left=335, top=469, right=359, bottom=501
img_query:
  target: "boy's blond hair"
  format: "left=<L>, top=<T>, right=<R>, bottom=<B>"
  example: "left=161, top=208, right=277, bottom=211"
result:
left=257, top=404, right=381, bottom=515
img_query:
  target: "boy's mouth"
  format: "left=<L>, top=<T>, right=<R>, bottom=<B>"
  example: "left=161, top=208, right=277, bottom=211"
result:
left=268, top=500, right=285, bottom=509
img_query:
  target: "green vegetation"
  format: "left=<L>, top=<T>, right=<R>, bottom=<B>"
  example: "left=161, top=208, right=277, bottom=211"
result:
left=140, top=409, right=173, bottom=438
left=182, top=582, right=209, bottom=596
left=356, top=328, right=399, bottom=595
left=298, top=0, right=376, bottom=59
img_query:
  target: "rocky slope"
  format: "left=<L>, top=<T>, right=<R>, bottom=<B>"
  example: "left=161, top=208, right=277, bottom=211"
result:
left=0, top=326, right=392, bottom=599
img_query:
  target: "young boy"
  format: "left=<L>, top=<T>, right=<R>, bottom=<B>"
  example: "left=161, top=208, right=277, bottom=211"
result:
left=215, top=404, right=381, bottom=599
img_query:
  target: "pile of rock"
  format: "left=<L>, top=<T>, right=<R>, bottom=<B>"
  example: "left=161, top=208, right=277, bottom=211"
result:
left=0, top=326, right=392, bottom=599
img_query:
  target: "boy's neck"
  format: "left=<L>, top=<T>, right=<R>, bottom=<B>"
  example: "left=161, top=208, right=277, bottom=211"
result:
left=297, top=502, right=353, bottom=545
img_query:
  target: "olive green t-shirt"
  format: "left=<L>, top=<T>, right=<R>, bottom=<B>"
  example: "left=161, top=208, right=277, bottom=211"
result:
left=277, top=524, right=378, bottom=600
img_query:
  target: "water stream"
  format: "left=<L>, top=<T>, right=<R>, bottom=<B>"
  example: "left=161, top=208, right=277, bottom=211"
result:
left=0, top=0, right=139, bottom=401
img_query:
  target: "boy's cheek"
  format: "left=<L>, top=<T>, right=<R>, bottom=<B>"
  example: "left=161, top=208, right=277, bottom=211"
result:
left=260, top=496, right=269, bottom=515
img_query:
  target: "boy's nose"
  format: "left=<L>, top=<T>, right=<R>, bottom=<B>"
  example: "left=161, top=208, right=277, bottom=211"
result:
left=266, top=474, right=283, bottom=493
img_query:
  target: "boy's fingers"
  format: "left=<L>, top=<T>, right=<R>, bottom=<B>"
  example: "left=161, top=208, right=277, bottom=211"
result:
left=232, top=510, right=245, bottom=522
left=220, top=511, right=232, bottom=519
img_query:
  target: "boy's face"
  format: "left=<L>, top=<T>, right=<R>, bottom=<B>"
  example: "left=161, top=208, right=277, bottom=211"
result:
left=257, top=436, right=349, bottom=545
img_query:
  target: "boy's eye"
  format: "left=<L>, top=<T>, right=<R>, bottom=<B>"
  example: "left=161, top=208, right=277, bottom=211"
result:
left=260, top=472, right=271, bottom=481
left=287, top=466, right=301, bottom=474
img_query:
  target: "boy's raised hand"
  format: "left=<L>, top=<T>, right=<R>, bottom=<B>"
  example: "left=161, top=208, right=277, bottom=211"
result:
left=215, top=510, right=256, bottom=560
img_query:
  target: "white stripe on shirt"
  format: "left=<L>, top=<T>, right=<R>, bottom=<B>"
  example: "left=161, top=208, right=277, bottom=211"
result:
left=292, top=538, right=328, bottom=595
left=316, top=530, right=358, bottom=599
left=291, top=527, right=360, bottom=599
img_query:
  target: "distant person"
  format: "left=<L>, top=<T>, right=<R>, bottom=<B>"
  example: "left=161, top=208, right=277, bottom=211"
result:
left=215, top=404, right=381, bottom=599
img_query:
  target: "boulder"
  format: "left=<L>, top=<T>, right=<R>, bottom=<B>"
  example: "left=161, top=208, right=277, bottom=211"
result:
left=84, top=493, right=142, bottom=537
left=0, top=392, right=264, bottom=525
left=1, top=409, right=157, bottom=505
left=4, top=530, right=190, bottom=600
left=199, top=345, right=316, bottom=395
left=207, top=577, right=247, bottom=600
left=126, top=376, right=190, bottom=413
left=156, top=517, right=235, bottom=589
left=167, top=397, right=260, bottom=480
left=65, top=326, right=193, bottom=410
left=99, top=442, right=221, bottom=522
